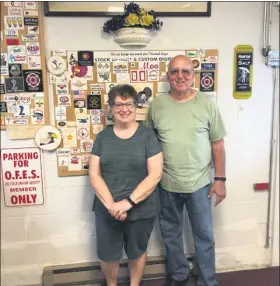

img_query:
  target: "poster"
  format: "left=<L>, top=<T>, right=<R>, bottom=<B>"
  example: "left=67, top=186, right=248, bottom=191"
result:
left=1, top=147, right=44, bottom=207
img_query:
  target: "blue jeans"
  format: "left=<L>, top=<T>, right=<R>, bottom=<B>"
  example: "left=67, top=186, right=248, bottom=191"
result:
left=159, top=184, right=218, bottom=286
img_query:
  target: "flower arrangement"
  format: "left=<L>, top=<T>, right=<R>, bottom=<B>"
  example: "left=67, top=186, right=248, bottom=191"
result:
left=103, top=2, right=163, bottom=33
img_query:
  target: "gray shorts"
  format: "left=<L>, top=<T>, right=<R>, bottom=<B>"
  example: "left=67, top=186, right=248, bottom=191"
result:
left=95, top=215, right=155, bottom=262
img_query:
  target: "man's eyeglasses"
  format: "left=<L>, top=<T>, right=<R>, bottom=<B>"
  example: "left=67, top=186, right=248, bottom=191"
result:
left=113, top=102, right=136, bottom=110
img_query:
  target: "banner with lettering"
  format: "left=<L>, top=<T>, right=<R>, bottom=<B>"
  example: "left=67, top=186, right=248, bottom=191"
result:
left=1, top=147, right=44, bottom=207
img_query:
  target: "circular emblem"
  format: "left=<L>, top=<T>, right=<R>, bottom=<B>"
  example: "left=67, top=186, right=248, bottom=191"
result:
left=35, top=125, right=62, bottom=151
left=78, top=128, right=89, bottom=139
left=82, top=53, right=90, bottom=60
left=26, top=72, right=40, bottom=87
left=47, top=56, right=66, bottom=75
left=81, top=140, right=93, bottom=152
left=192, top=59, right=200, bottom=69
left=201, top=74, right=214, bottom=89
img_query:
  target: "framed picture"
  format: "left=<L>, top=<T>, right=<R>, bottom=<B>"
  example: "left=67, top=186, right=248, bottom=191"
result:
left=44, top=2, right=211, bottom=17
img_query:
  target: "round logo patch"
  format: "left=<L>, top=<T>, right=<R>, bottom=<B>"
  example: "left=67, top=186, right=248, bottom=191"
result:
left=201, top=75, right=214, bottom=89
left=26, top=72, right=40, bottom=87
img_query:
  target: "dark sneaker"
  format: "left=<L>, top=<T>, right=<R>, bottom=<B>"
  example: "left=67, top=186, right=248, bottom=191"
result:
left=165, top=276, right=189, bottom=286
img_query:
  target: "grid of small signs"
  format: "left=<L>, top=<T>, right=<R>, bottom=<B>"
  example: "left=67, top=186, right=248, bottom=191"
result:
left=48, top=49, right=218, bottom=177
left=0, top=1, right=48, bottom=129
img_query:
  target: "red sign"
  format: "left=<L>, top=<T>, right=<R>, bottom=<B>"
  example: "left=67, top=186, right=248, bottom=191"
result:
left=6, top=38, right=19, bottom=45
left=1, top=147, right=44, bottom=207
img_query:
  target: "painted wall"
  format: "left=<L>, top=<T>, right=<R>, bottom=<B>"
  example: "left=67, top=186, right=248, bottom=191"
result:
left=1, top=2, right=279, bottom=286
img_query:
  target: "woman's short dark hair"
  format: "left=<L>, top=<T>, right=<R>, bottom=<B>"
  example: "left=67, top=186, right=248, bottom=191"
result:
left=107, top=84, right=139, bottom=107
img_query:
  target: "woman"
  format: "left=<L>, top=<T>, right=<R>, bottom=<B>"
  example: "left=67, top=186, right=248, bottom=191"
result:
left=89, top=84, right=163, bottom=286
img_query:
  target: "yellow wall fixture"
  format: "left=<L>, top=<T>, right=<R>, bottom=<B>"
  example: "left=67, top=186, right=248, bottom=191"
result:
left=233, top=45, right=254, bottom=99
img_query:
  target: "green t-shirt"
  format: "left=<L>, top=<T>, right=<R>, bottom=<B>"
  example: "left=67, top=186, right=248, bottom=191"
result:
left=146, top=92, right=226, bottom=193
left=91, top=125, right=162, bottom=220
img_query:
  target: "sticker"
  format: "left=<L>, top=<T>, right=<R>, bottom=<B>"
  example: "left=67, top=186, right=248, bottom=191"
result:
left=56, top=121, right=67, bottom=129
left=87, top=94, right=101, bottom=109
left=47, top=56, right=66, bottom=75
left=61, top=127, right=77, bottom=148
left=73, top=90, right=86, bottom=100
left=5, top=77, right=24, bottom=93
left=34, top=99, right=44, bottom=109
left=24, top=2, right=38, bottom=9
left=8, top=45, right=26, bottom=55
left=55, top=106, right=66, bottom=120
left=78, top=51, right=94, bottom=66
left=0, top=84, right=5, bottom=94
left=14, top=104, right=30, bottom=117
left=5, top=2, right=22, bottom=7
left=56, top=83, right=69, bottom=95
left=116, top=73, right=130, bottom=83
left=208, top=56, right=218, bottom=63
left=90, top=84, right=105, bottom=90
left=58, top=157, right=69, bottom=167
left=91, top=115, right=101, bottom=125
left=58, top=94, right=71, bottom=106
left=24, top=10, right=38, bottom=17
left=77, top=127, right=90, bottom=139
left=68, top=155, right=82, bottom=171
left=6, top=38, right=19, bottom=45
left=52, top=49, right=67, bottom=57
left=139, top=62, right=160, bottom=71
left=5, top=29, right=18, bottom=38
left=75, top=108, right=87, bottom=115
left=27, top=56, right=41, bottom=69
left=201, top=63, right=216, bottom=70
left=19, top=93, right=31, bottom=104
left=76, top=115, right=90, bottom=126
left=26, top=42, right=40, bottom=56
left=130, top=70, right=146, bottom=82
left=56, top=148, right=71, bottom=156
left=31, top=108, right=44, bottom=124
left=24, top=17, right=38, bottom=26
left=9, top=64, right=22, bottom=77
left=198, top=49, right=205, bottom=57
left=113, top=63, right=128, bottom=73
left=191, top=58, right=201, bottom=70
left=49, top=73, right=68, bottom=84
left=9, top=118, right=28, bottom=125
left=92, top=124, right=104, bottom=135
left=22, top=34, right=38, bottom=41
left=23, top=70, right=43, bottom=92
left=68, top=51, right=92, bottom=80
left=82, top=154, right=90, bottom=163
left=0, top=102, right=8, bottom=112
left=8, top=7, right=23, bottom=16
left=4, top=16, right=24, bottom=29
left=200, top=72, right=215, bottom=92
left=71, top=79, right=87, bottom=90
left=148, top=70, right=159, bottom=81
left=0, top=53, right=9, bottom=75
left=74, top=100, right=86, bottom=108
left=8, top=54, right=27, bottom=64
left=187, top=50, right=197, bottom=57
left=80, top=140, right=93, bottom=153
left=27, top=26, right=39, bottom=34
left=96, top=62, right=110, bottom=73
left=71, top=147, right=80, bottom=155
left=97, top=72, right=111, bottom=82
left=35, top=125, right=62, bottom=151
left=4, top=93, right=19, bottom=101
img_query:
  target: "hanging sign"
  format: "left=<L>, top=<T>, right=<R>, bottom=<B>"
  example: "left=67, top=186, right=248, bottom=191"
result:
left=1, top=147, right=44, bottom=207
left=233, top=45, right=254, bottom=99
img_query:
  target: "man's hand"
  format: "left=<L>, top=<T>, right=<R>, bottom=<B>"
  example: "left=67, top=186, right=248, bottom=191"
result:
left=208, top=181, right=226, bottom=207
left=109, top=200, right=132, bottom=220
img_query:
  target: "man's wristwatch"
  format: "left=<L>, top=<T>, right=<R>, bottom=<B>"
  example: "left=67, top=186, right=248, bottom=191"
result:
left=214, top=177, right=226, bottom=182
left=126, top=196, right=137, bottom=207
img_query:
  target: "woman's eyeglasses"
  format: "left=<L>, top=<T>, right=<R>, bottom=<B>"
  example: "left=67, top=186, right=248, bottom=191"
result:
left=113, top=102, right=136, bottom=110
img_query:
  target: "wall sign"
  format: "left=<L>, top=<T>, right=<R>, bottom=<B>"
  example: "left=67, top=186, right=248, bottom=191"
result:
left=1, top=147, right=44, bottom=207
left=233, top=45, right=254, bottom=99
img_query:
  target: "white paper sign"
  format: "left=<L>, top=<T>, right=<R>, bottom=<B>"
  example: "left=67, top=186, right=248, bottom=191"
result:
left=1, top=147, right=44, bottom=207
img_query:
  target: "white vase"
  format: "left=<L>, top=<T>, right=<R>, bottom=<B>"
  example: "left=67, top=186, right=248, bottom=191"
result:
left=114, top=28, right=152, bottom=47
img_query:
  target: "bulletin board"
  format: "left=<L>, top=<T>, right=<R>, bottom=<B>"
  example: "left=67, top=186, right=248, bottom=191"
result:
left=47, top=49, right=218, bottom=177
left=0, top=1, right=50, bottom=139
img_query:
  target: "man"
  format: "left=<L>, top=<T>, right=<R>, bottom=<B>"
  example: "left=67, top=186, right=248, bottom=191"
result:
left=146, top=55, right=226, bottom=286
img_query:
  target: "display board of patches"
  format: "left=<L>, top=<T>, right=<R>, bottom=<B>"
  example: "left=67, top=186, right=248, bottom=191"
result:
left=0, top=1, right=49, bottom=136
left=48, top=49, right=218, bottom=177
